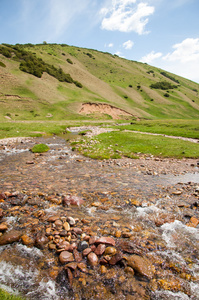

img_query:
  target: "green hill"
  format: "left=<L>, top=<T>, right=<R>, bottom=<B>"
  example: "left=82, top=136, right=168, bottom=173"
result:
left=0, top=43, right=199, bottom=121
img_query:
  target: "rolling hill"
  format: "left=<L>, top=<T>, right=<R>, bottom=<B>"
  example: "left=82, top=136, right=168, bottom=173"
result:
left=0, top=43, right=199, bottom=121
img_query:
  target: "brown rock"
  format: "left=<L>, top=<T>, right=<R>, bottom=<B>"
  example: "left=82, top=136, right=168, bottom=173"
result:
left=0, top=208, right=4, bottom=218
left=66, top=267, right=73, bottom=286
left=94, top=244, right=106, bottom=256
left=65, top=262, right=78, bottom=270
left=87, top=252, right=98, bottom=266
left=95, top=237, right=115, bottom=246
left=124, top=266, right=135, bottom=276
left=35, top=234, right=49, bottom=249
left=100, top=265, right=107, bottom=274
left=73, top=249, right=82, bottom=262
left=78, top=262, right=88, bottom=273
left=0, top=223, right=8, bottom=231
left=59, top=251, right=74, bottom=264
left=125, top=255, right=155, bottom=279
left=109, top=252, right=123, bottom=265
left=21, top=234, right=35, bottom=247
left=63, top=222, right=70, bottom=231
left=190, top=216, right=199, bottom=227
left=104, top=246, right=117, bottom=256
left=0, top=230, right=21, bottom=245
left=83, top=248, right=92, bottom=256
left=48, top=216, right=59, bottom=222
left=72, top=227, right=82, bottom=235
left=89, top=235, right=98, bottom=245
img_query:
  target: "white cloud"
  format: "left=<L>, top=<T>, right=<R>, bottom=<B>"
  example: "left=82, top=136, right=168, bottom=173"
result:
left=100, top=0, right=155, bottom=34
left=140, top=50, right=162, bottom=64
left=108, top=43, right=114, bottom=47
left=163, top=38, right=199, bottom=63
left=140, top=38, right=199, bottom=83
left=123, top=40, right=134, bottom=49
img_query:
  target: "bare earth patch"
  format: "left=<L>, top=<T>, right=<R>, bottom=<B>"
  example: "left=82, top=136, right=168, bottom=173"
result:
left=79, top=102, right=134, bottom=119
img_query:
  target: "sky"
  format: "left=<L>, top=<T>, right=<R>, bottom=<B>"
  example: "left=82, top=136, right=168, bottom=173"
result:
left=0, top=0, right=199, bottom=83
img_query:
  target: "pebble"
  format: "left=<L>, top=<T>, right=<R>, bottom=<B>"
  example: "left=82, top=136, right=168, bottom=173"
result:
left=0, top=230, right=21, bottom=245
left=95, top=237, right=115, bottom=246
left=87, top=252, right=98, bottom=266
left=59, top=251, right=74, bottom=264
left=125, top=255, right=155, bottom=279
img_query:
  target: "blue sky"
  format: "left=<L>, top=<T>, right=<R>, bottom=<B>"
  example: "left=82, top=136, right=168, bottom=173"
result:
left=1, top=0, right=199, bottom=83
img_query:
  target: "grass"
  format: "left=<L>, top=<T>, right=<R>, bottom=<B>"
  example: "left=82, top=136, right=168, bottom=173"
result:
left=114, top=119, right=199, bottom=139
left=30, top=143, right=50, bottom=153
left=0, top=288, right=24, bottom=300
left=74, top=130, right=199, bottom=159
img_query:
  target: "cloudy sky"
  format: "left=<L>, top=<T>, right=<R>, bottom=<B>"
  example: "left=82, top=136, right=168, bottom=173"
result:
left=0, top=0, right=199, bottom=83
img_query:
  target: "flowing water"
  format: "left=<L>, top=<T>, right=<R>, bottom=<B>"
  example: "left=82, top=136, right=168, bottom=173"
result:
left=0, top=136, right=198, bottom=299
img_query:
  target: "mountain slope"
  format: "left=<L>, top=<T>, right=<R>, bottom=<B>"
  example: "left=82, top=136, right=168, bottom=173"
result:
left=0, top=43, right=199, bottom=121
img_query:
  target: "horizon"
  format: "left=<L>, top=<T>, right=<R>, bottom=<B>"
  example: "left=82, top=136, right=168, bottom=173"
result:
left=0, top=0, right=199, bottom=83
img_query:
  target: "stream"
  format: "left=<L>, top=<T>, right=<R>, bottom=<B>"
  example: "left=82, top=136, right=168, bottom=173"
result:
left=0, top=136, right=198, bottom=299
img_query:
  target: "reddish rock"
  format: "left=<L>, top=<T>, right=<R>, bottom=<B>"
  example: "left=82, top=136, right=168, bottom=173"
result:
left=125, top=255, right=155, bottom=279
left=95, top=237, right=115, bottom=246
left=72, top=227, right=82, bottom=235
left=109, top=252, right=123, bottom=265
left=83, top=248, right=92, bottom=256
left=35, top=234, right=49, bottom=249
left=65, top=262, right=78, bottom=270
left=0, top=208, right=3, bottom=218
left=89, top=235, right=98, bottom=245
left=94, top=243, right=106, bottom=256
left=66, top=267, right=73, bottom=286
left=62, top=195, right=84, bottom=206
left=87, top=252, right=98, bottom=267
left=0, top=230, right=21, bottom=245
left=73, top=249, right=82, bottom=262
left=0, top=192, right=6, bottom=200
left=59, top=251, right=74, bottom=264
left=78, top=262, right=88, bottom=273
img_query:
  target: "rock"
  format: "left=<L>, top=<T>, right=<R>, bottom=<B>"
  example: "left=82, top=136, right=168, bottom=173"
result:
left=65, top=262, right=78, bottom=270
left=100, top=265, right=107, bottom=274
left=55, top=219, right=63, bottom=228
left=0, top=223, right=8, bottom=231
left=125, top=255, right=155, bottom=279
left=91, top=202, right=101, bottom=207
left=172, top=191, right=182, bottom=195
left=94, top=243, right=106, bottom=256
left=66, top=267, right=73, bottom=286
left=48, top=216, right=59, bottom=222
left=95, top=237, right=115, bottom=246
left=0, top=208, right=4, bottom=218
left=124, top=266, right=135, bottom=276
left=104, top=246, right=117, bottom=256
left=73, top=249, right=82, bottom=262
left=67, top=216, right=76, bottom=225
left=83, top=248, right=92, bottom=256
left=78, top=262, right=88, bottom=273
left=78, top=241, right=89, bottom=252
left=59, top=251, right=74, bottom=264
left=72, top=227, right=82, bottom=235
left=62, top=195, right=84, bottom=206
left=115, top=230, right=121, bottom=238
left=109, top=252, right=123, bottom=265
left=87, top=252, right=98, bottom=267
left=63, top=222, right=70, bottom=231
left=35, top=234, right=49, bottom=249
left=89, top=235, right=98, bottom=245
left=187, top=216, right=199, bottom=227
left=21, top=234, right=35, bottom=247
left=0, top=230, right=21, bottom=245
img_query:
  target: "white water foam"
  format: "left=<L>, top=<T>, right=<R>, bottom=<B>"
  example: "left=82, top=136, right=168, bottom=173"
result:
left=153, top=290, right=190, bottom=300
left=0, top=260, right=65, bottom=299
left=161, top=220, right=199, bottom=249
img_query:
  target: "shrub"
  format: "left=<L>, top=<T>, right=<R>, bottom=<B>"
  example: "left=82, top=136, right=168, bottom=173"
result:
left=160, top=71, right=179, bottom=84
left=74, top=81, right=83, bottom=88
left=66, top=58, right=73, bottom=64
left=150, top=81, right=177, bottom=90
left=0, top=61, right=6, bottom=67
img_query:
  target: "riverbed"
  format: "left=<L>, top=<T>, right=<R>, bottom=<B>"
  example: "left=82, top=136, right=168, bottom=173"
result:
left=0, top=136, right=198, bottom=299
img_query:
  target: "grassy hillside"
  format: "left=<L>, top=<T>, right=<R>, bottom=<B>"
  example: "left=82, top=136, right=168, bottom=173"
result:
left=0, top=43, right=199, bottom=121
